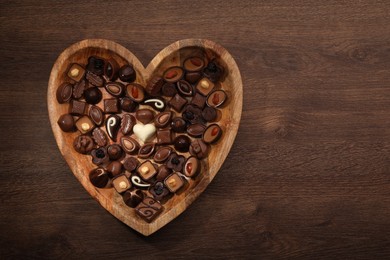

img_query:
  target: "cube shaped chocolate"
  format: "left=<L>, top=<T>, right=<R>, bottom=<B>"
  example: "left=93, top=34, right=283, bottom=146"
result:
left=67, top=63, right=85, bottom=82
left=135, top=197, right=163, bottom=223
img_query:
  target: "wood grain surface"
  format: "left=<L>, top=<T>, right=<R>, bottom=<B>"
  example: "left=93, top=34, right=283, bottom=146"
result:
left=1, top=0, right=389, bottom=258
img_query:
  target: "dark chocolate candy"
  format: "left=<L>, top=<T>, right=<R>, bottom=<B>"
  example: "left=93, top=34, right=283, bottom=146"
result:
left=89, top=105, right=104, bottom=126
left=196, top=78, right=214, bottom=96
left=73, top=135, right=94, bottom=154
left=92, top=127, right=107, bottom=147
left=142, top=97, right=166, bottom=111
left=121, top=114, right=136, bottom=135
left=56, top=82, right=73, bottom=103
left=137, top=160, right=157, bottom=180
left=169, top=94, right=187, bottom=112
left=104, top=58, right=119, bottom=81
left=105, top=115, right=121, bottom=141
left=123, top=189, right=144, bottom=208
left=182, top=104, right=204, bottom=124
left=156, top=129, right=173, bottom=145
left=164, top=173, right=185, bottom=193
left=166, top=152, right=185, bottom=172
left=203, top=124, right=222, bottom=144
left=184, top=156, right=200, bottom=178
left=161, top=82, right=177, bottom=97
left=105, top=82, right=125, bottom=97
left=189, top=139, right=209, bottom=159
left=84, top=87, right=102, bottom=104
left=149, top=181, right=170, bottom=201
left=146, top=77, right=164, bottom=96
left=176, top=80, right=194, bottom=96
left=86, top=71, right=104, bottom=87
left=57, top=114, right=76, bottom=132
left=187, top=123, right=206, bottom=137
left=135, top=197, right=163, bottom=222
left=72, top=79, right=87, bottom=99
left=75, top=116, right=95, bottom=134
left=112, top=174, right=131, bottom=193
left=135, top=109, right=154, bottom=124
left=163, top=67, right=183, bottom=83
left=107, top=144, right=123, bottom=160
left=126, top=83, right=145, bottom=102
left=86, top=56, right=105, bottom=76
left=156, top=165, right=172, bottom=181
left=67, top=63, right=85, bottom=82
left=138, top=143, right=156, bottom=159
left=185, top=71, right=202, bottom=84
left=120, top=136, right=140, bottom=154
left=202, top=106, right=217, bottom=122
left=154, top=111, right=172, bottom=128
left=106, top=161, right=123, bottom=177
left=183, top=57, right=205, bottom=72
left=91, top=147, right=109, bottom=165
left=123, top=157, right=139, bottom=172
left=69, top=100, right=87, bottom=116
left=170, top=117, right=187, bottom=133
left=207, top=90, right=227, bottom=108
left=104, top=98, right=120, bottom=114
left=203, top=60, right=224, bottom=83
left=174, top=135, right=191, bottom=153
left=89, top=168, right=109, bottom=188
left=120, top=97, right=138, bottom=112
left=119, top=64, right=136, bottom=82
left=153, top=146, right=172, bottom=163
left=191, top=93, right=206, bottom=109
left=131, top=176, right=151, bottom=189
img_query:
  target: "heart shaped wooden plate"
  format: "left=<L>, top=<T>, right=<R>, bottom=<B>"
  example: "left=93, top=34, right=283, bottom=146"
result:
left=47, top=39, right=242, bottom=236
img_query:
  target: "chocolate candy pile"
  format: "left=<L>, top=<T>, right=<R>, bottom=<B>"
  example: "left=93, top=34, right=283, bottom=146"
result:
left=56, top=53, right=227, bottom=222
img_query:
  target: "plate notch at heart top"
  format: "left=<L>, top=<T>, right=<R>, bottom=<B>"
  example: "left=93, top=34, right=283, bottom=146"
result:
left=47, top=39, right=243, bottom=236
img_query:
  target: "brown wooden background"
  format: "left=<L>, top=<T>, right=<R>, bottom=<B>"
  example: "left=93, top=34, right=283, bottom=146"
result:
left=1, top=0, right=389, bottom=259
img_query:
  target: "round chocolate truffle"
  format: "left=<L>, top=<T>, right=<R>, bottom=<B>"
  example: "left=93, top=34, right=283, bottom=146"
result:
left=174, top=135, right=191, bottom=153
left=171, top=117, right=187, bottom=133
left=57, top=114, right=76, bottom=132
left=107, top=144, right=123, bottom=161
left=89, top=168, right=109, bottom=188
left=119, top=64, right=136, bottom=82
left=73, top=135, right=94, bottom=154
left=84, top=87, right=102, bottom=104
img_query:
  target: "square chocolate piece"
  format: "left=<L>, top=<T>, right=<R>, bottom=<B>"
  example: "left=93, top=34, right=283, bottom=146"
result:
left=196, top=78, right=214, bottom=96
left=67, top=63, right=85, bottom=82
left=137, top=160, right=157, bottom=180
left=156, top=129, right=173, bottom=145
left=169, top=94, right=188, bottom=112
left=135, top=197, right=163, bottom=223
left=75, top=116, right=95, bottom=134
left=191, top=93, right=206, bottom=109
left=164, top=173, right=185, bottom=193
left=112, top=174, right=131, bottom=193
left=69, top=100, right=87, bottom=116
left=104, top=98, right=120, bottom=114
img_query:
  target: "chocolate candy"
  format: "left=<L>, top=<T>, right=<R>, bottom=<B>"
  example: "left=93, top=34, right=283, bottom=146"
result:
left=106, top=161, right=123, bottom=177
left=203, top=60, right=224, bottom=82
left=86, top=71, right=104, bottom=87
left=156, top=165, right=172, bottom=181
left=182, top=104, right=204, bottom=124
left=120, top=136, right=140, bottom=154
left=135, top=197, right=162, bottom=222
left=123, top=189, right=144, bottom=208
left=137, top=160, right=157, bottom=180
left=163, top=67, right=183, bottom=83
left=154, top=146, right=172, bottom=163
left=121, top=114, right=136, bottom=135
left=185, top=71, right=202, bottom=84
left=146, top=77, right=164, bottom=96
left=120, top=97, right=138, bottom=112
left=135, top=109, right=154, bottom=124
left=171, top=117, right=188, bottom=133
left=92, top=128, right=107, bottom=147
left=191, top=93, right=206, bottom=109
left=189, top=139, right=208, bottom=159
left=91, top=147, right=109, bottom=165
left=84, top=87, right=102, bottom=104
left=86, top=56, right=105, bottom=76
left=57, top=114, right=76, bottom=132
left=56, top=82, right=73, bottom=103
left=142, top=98, right=166, bottom=111
left=89, top=105, right=104, bottom=126
left=119, top=64, right=136, bottom=82
left=174, top=135, right=191, bottom=153
left=149, top=182, right=170, bottom=201
left=177, top=80, right=194, bottom=96
left=104, top=58, right=119, bottom=81
left=207, top=90, right=227, bottom=108
left=73, top=135, right=94, bottom=154
left=203, top=124, right=222, bottom=144
left=166, top=153, right=185, bottom=172
left=196, top=78, right=214, bottom=96
left=89, top=168, right=109, bottom=188
left=112, top=174, right=131, bottom=193
left=126, top=83, right=145, bottom=102
left=132, top=122, right=156, bottom=144
left=169, top=94, right=187, bottom=112
left=69, top=100, right=87, bottom=116
left=138, top=143, right=155, bottom=159
left=67, top=63, right=85, bottom=82
left=75, top=116, right=95, bottom=134
left=202, top=106, right=217, bottom=122
left=105, top=115, right=121, bottom=141
left=131, top=176, right=151, bottom=188
left=184, top=156, right=200, bottom=178
left=104, top=98, right=120, bottom=114
left=187, top=123, right=206, bottom=137
left=123, top=157, right=139, bottom=172
left=154, top=111, right=172, bottom=128
left=105, top=82, right=125, bottom=97
left=161, top=82, right=177, bottom=97
left=184, top=57, right=205, bottom=72
left=164, top=173, right=185, bottom=193
left=107, top=144, right=123, bottom=160
left=157, top=129, right=173, bottom=145
left=73, top=79, right=87, bottom=99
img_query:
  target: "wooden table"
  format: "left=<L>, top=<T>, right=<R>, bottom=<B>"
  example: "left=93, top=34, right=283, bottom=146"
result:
left=1, top=0, right=389, bottom=258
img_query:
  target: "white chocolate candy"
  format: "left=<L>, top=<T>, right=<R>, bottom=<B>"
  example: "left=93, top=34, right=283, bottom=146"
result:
left=133, top=123, right=156, bottom=143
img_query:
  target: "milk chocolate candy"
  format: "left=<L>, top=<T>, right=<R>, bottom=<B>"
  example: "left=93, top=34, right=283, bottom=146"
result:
left=202, top=106, right=217, bottom=122
left=56, top=82, right=73, bottom=103
left=106, top=161, right=123, bottom=177
left=92, top=128, right=107, bottom=147
left=86, top=71, right=104, bottom=87
left=57, top=114, right=76, bottom=132
left=154, top=111, right=172, bottom=128
left=207, top=90, right=227, bottom=108
left=105, top=82, right=125, bottom=97
left=135, top=109, right=154, bottom=124
left=142, top=97, right=166, bottom=111
left=157, top=129, right=173, bottom=145
left=164, top=173, right=185, bottom=193
left=107, top=144, right=124, bottom=160
left=69, top=100, right=87, bottom=116
left=120, top=136, right=140, bottom=154
left=67, top=63, right=85, bottom=82
left=189, top=139, right=209, bottom=159
left=191, top=93, right=206, bottom=109
left=137, top=160, right=157, bottom=181
left=184, top=156, right=200, bottom=178
left=138, top=143, right=155, bottom=159
left=126, top=83, right=145, bottom=102
left=156, top=165, right=172, bottom=181
left=73, top=135, right=94, bottom=154
left=169, top=94, right=187, bottom=112
left=196, top=78, right=214, bottom=96
left=123, top=189, right=144, bottom=208
left=91, top=147, right=109, bottom=165
left=86, top=56, right=105, bottom=76
left=89, top=105, right=104, bottom=126
left=105, top=115, right=121, bottom=141
left=84, top=87, right=102, bottom=104
left=161, top=82, right=177, bottom=97
left=119, top=64, right=136, bottom=82
left=135, top=197, right=162, bottom=223
left=75, top=116, right=95, bottom=134
left=123, top=157, right=139, bottom=172
left=171, top=117, right=188, bottom=133
left=104, top=98, right=120, bottom=114
left=166, top=153, right=185, bottom=172
left=112, top=174, right=131, bottom=193
left=187, top=123, right=206, bottom=137
left=183, top=56, right=205, bottom=72
left=163, top=67, right=183, bottom=83
left=146, top=77, right=164, bottom=96
left=120, top=97, right=138, bottom=112
left=73, top=79, right=87, bottom=99
left=121, top=114, right=136, bottom=135
left=203, top=124, right=222, bottom=144
left=153, top=146, right=172, bottom=163
left=89, top=168, right=109, bottom=188
left=104, top=58, right=119, bottom=81
left=185, top=71, right=202, bottom=84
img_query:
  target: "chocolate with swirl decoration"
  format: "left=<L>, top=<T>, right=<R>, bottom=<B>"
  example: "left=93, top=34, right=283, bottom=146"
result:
left=131, top=176, right=151, bottom=188
left=135, top=197, right=163, bottom=223
left=142, top=97, right=166, bottom=112
left=105, top=115, right=121, bottom=141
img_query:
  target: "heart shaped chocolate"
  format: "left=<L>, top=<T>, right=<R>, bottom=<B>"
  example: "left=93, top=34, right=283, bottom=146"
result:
left=48, top=39, right=242, bottom=236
